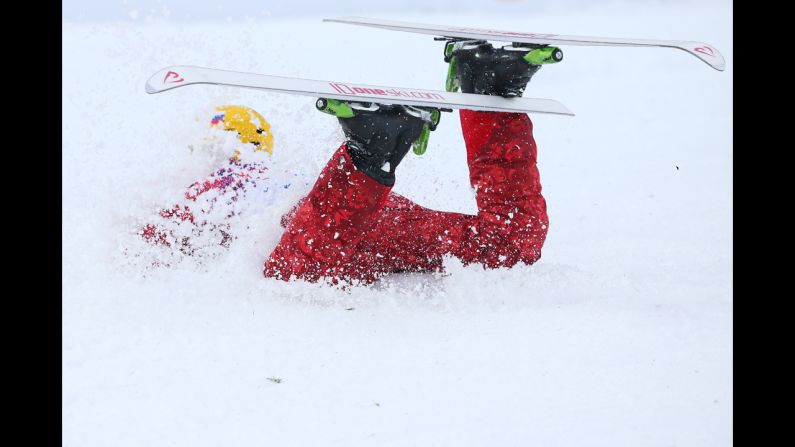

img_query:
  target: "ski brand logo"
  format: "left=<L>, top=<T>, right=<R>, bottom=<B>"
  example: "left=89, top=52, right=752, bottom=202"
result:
left=693, top=46, right=715, bottom=57
left=454, top=26, right=557, bottom=39
left=163, top=71, right=184, bottom=84
left=329, top=83, right=445, bottom=100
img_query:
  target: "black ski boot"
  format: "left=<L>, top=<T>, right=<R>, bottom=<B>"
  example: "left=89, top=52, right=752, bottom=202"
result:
left=315, top=99, right=441, bottom=186
left=443, top=40, right=562, bottom=97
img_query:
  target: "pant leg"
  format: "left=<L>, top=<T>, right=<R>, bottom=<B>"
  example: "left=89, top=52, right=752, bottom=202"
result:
left=349, top=110, right=549, bottom=272
left=263, top=146, right=474, bottom=283
left=262, top=144, right=393, bottom=283
left=451, top=110, right=549, bottom=267
left=263, top=111, right=549, bottom=283
left=348, top=193, right=474, bottom=275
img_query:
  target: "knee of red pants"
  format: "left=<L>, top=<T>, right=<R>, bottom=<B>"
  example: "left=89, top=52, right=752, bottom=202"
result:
left=453, top=210, right=548, bottom=269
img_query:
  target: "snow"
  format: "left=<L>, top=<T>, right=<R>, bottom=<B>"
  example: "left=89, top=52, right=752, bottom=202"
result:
left=63, top=1, right=732, bottom=445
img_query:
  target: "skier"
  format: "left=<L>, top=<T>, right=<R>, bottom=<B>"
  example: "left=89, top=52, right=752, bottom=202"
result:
left=139, top=106, right=274, bottom=258
left=263, top=41, right=550, bottom=283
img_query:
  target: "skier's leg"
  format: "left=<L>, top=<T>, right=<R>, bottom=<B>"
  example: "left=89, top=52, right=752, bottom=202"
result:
left=350, top=110, right=548, bottom=272
left=348, top=192, right=475, bottom=275
left=263, top=143, right=394, bottom=283
left=444, top=41, right=550, bottom=267
left=263, top=104, right=432, bottom=283
left=454, top=109, right=548, bottom=267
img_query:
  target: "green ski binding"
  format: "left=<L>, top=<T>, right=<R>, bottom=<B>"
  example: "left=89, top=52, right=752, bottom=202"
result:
left=316, top=98, right=442, bottom=156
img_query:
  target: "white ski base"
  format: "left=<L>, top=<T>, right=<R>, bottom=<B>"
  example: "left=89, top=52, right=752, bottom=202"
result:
left=324, top=16, right=726, bottom=71
left=145, top=66, right=574, bottom=116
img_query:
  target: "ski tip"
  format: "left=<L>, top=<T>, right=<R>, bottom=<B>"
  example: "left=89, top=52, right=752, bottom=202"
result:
left=680, top=42, right=726, bottom=71
left=145, top=66, right=193, bottom=94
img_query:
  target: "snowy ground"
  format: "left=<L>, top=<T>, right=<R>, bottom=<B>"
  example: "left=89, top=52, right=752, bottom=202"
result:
left=63, top=1, right=732, bottom=445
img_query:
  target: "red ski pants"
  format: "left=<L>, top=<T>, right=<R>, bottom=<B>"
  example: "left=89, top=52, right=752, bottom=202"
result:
left=263, top=110, right=549, bottom=283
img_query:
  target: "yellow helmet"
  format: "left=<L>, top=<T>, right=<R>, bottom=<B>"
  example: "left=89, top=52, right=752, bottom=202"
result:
left=210, top=105, right=274, bottom=160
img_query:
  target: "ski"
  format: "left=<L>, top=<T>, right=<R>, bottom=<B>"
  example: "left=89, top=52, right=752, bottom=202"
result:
left=323, top=16, right=726, bottom=72
left=145, top=66, right=574, bottom=116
